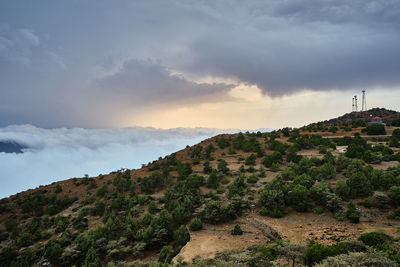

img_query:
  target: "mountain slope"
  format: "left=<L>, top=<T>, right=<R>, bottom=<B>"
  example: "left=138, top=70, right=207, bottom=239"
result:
left=1, top=109, right=400, bottom=266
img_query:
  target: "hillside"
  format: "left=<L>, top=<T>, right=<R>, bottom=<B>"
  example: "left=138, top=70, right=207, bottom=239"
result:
left=1, top=108, right=400, bottom=266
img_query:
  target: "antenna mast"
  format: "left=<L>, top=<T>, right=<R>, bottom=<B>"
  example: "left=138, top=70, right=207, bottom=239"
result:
left=352, top=97, right=355, bottom=112
left=362, top=90, right=366, bottom=111
left=354, top=96, right=358, bottom=112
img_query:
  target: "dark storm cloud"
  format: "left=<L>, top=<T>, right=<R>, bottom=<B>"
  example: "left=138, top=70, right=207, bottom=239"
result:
left=1, top=0, right=400, bottom=127
left=95, top=59, right=234, bottom=105
left=176, top=0, right=400, bottom=95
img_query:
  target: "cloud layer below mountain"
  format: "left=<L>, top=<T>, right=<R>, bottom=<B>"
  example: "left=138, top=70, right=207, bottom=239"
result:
left=0, top=125, right=268, bottom=198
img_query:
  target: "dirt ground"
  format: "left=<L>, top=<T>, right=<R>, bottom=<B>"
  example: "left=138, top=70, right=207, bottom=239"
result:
left=174, top=211, right=400, bottom=263
left=173, top=218, right=271, bottom=263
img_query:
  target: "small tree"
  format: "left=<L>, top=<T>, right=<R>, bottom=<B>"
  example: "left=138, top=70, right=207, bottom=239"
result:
left=206, top=169, right=219, bottom=189
left=158, top=245, right=172, bottom=264
left=174, top=225, right=190, bottom=248
left=346, top=201, right=360, bottom=223
left=189, top=218, right=203, bottom=231
left=231, top=224, right=243, bottom=235
left=388, top=186, right=400, bottom=206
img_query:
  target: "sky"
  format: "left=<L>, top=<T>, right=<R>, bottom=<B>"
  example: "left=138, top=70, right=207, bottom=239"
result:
left=1, top=0, right=400, bottom=130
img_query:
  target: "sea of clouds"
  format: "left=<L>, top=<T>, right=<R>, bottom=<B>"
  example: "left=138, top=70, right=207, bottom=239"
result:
left=0, top=125, right=269, bottom=198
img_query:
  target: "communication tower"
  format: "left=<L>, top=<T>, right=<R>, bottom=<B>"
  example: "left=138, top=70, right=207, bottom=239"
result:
left=354, top=96, right=358, bottom=112
left=361, top=90, right=367, bottom=111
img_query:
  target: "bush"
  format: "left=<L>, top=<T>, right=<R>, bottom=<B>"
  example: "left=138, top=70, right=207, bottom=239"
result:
left=347, top=172, right=373, bottom=198
left=315, top=251, right=396, bottom=267
left=91, top=201, right=105, bottom=216
left=358, top=231, right=392, bottom=247
left=289, top=184, right=310, bottom=212
left=303, top=242, right=326, bottom=266
left=55, top=185, right=62, bottom=193
left=318, top=163, right=336, bottom=180
left=259, top=207, right=268, bottom=216
left=263, top=152, right=282, bottom=168
left=259, top=188, right=286, bottom=218
left=217, top=159, right=230, bottom=174
left=388, top=186, right=400, bottom=206
left=174, top=225, right=190, bottom=248
left=392, top=128, right=400, bottom=140
left=189, top=218, right=203, bottom=231
left=387, top=207, right=400, bottom=220
left=231, top=224, right=243, bottom=235
left=270, top=162, right=280, bottom=172
left=45, top=239, right=63, bottom=265
left=335, top=180, right=351, bottom=200
left=16, top=230, right=33, bottom=247
left=245, top=154, right=257, bottom=166
left=206, top=169, right=219, bottom=189
left=247, top=174, right=259, bottom=184
left=365, top=124, right=386, bottom=135
left=158, top=245, right=172, bottom=264
left=148, top=201, right=158, bottom=214
left=0, top=246, right=18, bottom=266
left=203, top=161, right=212, bottom=174
left=345, top=201, right=360, bottom=223
left=228, top=175, right=246, bottom=198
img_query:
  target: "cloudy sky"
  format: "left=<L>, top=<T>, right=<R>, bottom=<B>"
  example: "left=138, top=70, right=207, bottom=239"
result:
left=1, top=1, right=400, bottom=197
left=1, top=0, right=400, bottom=129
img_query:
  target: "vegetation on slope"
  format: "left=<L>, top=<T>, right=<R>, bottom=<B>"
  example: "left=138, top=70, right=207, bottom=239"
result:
left=0, top=108, right=400, bottom=266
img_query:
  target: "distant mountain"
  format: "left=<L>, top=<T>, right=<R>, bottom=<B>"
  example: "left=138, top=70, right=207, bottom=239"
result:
left=0, top=140, right=26, bottom=154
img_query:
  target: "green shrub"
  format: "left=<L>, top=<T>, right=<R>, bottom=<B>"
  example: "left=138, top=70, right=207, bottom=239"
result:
left=96, top=185, right=108, bottom=197
left=388, top=186, right=400, bottom=206
left=206, top=169, right=219, bottom=189
left=358, top=231, right=392, bottom=247
left=387, top=207, right=400, bottom=220
left=270, top=162, right=280, bottom=172
left=83, top=246, right=101, bottom=267
left=203, top=161, right=212, bottom=174
left=158, top=245, right=173, bottom=264
left=345, top=201, right=360, bottom=223
left=289, top=184, right=310, bottom=212
left=313, top=207, right=324, bottom=214
left=263, top=152, right=282, bottom=168
left=174, top=225, right=190, bottom=248
left=392, top=128, right=400, bottom=140
left=303, top=242, right=326, bottom=266
left=259, top=188, right=286, bottom=218
left=315, top=251, right=396, bottom=267
left=365, top=124, right=386, bottom=135
left=0, top=246, right=18, bottom=266
left=148, top=201, right=158, bottom=214
left=247, top=174, right=259, bottom=184
left=228, top=175, right=246, bottom=198
left=245, top=154, right=257, bottom=166
left=335, top=180, right=351, bottom=200
left=45, top=239, right=63, bottom=265
left=189, top=218, right=203, bottom=231
left=217, top=159, right=230, bottom=174
left=91, top=201, right=105, bottom=216
left=231, top=224, right=243, bottom=235
left=259, top=207, right=268, bottom=216
left=55, top=185, right=62, bottom=193
left=16, top=230, right=33, bottom=247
